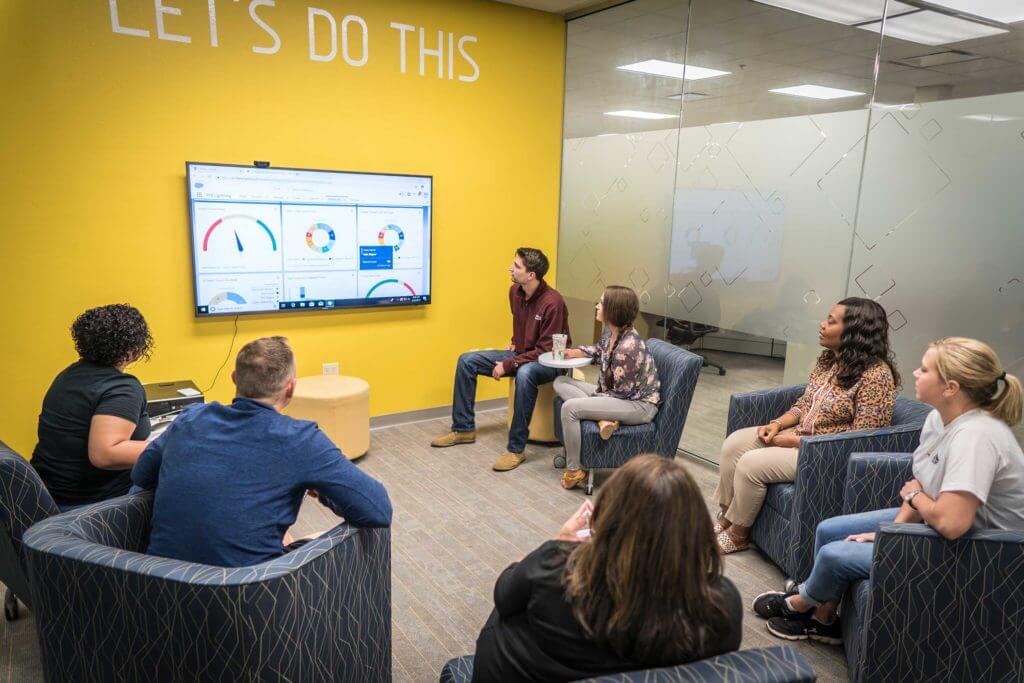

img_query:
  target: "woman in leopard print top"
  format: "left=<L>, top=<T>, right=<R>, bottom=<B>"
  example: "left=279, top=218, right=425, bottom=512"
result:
left=713, top=297, right=900, bottom=553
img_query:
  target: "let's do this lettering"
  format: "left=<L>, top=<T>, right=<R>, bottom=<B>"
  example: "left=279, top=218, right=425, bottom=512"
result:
left=107, top=0, right=480, bottom=82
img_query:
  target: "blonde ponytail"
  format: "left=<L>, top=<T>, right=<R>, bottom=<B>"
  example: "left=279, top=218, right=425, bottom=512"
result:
left=930, top=337, right=1022, bottom=426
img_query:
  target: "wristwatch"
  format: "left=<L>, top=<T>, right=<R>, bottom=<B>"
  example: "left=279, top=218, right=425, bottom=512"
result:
left=903, top=489, right=922, bottom=508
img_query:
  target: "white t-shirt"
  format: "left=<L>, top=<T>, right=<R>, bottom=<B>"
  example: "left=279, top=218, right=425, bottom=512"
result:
left=912, top=408, right=1024, bottom=532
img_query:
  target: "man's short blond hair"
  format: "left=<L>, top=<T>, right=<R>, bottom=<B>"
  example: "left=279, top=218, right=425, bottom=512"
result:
left=235, top=336, right=296, bottom=400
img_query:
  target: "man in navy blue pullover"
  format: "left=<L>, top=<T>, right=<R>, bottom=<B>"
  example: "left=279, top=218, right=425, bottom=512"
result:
left=133, top=336, right=392, bottom=567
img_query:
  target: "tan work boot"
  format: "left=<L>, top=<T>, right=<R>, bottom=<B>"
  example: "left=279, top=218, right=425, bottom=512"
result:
left=492, top=451, right=525, bottom=471
left=431, top=431, right=476, bottom=448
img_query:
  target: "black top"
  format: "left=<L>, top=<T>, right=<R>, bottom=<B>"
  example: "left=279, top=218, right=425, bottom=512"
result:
left=32, top=360, right=151, bottom=505
left=472, top=540, right=743, bottom=683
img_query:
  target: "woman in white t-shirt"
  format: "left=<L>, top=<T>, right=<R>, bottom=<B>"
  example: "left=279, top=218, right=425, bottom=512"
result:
left=751, top=336, right=1023, bottom=644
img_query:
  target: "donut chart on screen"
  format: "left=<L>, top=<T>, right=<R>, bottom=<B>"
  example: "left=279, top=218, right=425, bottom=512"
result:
left=202, top=215, right=277, bottom=251
left=208, top=291, right=247, bottom=307
left=305, top=223, right=336, bottom=253
left=377, top=224, right=405, bottom=251
left=366, top=279, right=416, bottom=297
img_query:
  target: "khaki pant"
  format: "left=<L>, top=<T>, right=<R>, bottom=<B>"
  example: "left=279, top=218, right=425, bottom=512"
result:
left=712, top=426, right=798, bottom=527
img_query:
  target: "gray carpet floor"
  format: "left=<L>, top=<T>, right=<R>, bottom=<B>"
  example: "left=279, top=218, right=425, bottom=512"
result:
left=0, top=353, right=848, bottom=682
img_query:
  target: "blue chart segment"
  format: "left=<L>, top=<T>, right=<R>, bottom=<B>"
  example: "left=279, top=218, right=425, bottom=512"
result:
left=209, top=291, right=247, bottom=306
left=377, top=224, right=405, bottom=251
left=305, top=223, right=336, bottom=253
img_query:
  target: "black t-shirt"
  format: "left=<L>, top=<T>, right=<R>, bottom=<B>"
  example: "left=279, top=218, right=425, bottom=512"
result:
left=472, top=540, right=743, bottom=683
left=32, top=360, right=150, bottom=505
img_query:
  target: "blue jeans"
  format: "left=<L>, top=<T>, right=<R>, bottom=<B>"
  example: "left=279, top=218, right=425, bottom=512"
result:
left=450, top=350, right=560, bottom=453
left=798, top=507, right=900, bottom=606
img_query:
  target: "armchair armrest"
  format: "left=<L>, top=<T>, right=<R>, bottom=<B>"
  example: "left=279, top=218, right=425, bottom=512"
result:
left=783, top=424, right=925, bottom=581
left=576, top=647, right=817, bottom=683
left=726, top=385, right=805, bottom=435
left=843, top=453, right=913, bottom=515
left=861, top=523, right=1024, bottom=682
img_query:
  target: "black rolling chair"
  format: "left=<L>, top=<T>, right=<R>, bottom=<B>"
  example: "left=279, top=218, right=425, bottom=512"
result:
left=657, top=318, right=727, bottom=376
left=0, top=439, right=60, bottom=621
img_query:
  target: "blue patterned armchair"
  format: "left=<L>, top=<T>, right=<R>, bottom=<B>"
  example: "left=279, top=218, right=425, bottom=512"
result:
left=0, top=439, right=60, bottom=621
left=726, top=385, right=930, bottom=582
left=839, top=452, right=1024, bottom=682
left=553, top=339, right=703, bottom=494
left=439, top=647, right=816, bottom=682
left=23, top=491, right=391, bottom=683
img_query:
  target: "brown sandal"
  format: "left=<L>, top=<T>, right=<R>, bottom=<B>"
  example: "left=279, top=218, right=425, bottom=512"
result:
left=561, top=469, right=587, bottom=490
left=598, top=420, right=620, bottom=440
left=716, top=530, right=750, bottom=554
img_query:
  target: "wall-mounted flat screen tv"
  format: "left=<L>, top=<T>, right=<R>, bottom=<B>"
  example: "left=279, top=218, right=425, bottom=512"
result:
left=187, top=162, right=432, bottom=316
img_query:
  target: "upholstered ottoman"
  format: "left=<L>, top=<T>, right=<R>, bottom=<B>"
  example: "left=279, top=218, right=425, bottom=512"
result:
left=287, top=375, right=370, bottom=460
left=507, top=379, right=559, bottom=443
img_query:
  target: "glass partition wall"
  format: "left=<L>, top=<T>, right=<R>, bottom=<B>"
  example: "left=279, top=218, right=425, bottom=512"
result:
left=558, top=0, right=1024, bottom=463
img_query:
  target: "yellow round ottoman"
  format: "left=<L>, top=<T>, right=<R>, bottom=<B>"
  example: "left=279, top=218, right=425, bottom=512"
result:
left=507, top=378, right=559, bottom=443
left=286, top=376, right=370, bottom=460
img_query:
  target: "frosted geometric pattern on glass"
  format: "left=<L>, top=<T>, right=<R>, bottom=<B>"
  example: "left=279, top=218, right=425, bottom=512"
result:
left=850, top=91, right=1024, bottom=404
left=668, top=111, right=870, bottom=345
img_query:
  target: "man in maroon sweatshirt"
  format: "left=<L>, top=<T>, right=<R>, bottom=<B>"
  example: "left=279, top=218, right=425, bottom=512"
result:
left=431, top=247, right=570, bottom=471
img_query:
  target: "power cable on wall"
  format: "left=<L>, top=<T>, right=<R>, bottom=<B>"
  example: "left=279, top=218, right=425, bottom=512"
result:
left=203, top=315, right=239, bottom=394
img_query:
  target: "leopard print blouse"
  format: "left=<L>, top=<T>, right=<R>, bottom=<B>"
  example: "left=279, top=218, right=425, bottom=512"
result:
left=785, top=356, right=897, bottom=436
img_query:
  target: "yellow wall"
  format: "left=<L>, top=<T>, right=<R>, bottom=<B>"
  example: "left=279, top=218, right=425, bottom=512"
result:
left=0, top=1, right=565, bottom=455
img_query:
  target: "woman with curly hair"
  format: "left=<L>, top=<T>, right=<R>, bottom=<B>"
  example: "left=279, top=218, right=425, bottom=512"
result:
left=470, top=455, right=741, bottom=682
left=32, top=304, right=155, bottom=508
left=714, top=297, right=900, bottom=553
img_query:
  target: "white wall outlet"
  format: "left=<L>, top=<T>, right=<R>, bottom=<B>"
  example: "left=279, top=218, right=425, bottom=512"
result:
left=322, top=362, right=339, bottom=376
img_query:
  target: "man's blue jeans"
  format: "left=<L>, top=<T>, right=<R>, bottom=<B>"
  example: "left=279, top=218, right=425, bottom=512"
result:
left=798, top=507, right=900, bottom=606
left=450, top=350, right=561, bottom=454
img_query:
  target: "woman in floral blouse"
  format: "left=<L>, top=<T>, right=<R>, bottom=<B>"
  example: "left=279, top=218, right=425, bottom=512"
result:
left=714, top=297, right=900, bottom=554
left=556, top=286, right=661, bottom=490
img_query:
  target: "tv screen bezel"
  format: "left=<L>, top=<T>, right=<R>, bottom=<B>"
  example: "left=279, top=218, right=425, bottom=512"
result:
left=186, top=161, right=433, bottom=318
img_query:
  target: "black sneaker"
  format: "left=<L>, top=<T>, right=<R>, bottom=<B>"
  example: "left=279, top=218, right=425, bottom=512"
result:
left=752, top=591, right=809, bottom=620
left=766, top=616, right=842, bottom=645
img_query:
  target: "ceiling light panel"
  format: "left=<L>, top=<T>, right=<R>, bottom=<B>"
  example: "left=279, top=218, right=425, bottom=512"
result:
left=858, top=11, right=1008, bottom=46
left=752, top=0, right=911, bottom=24
left=618, top=60, right=731, bottom=80
left=604, top=110, right=679, bottom=119
left=922, top=0, right=1024, bottom=24
left=770, top=84, right=867, bottom=99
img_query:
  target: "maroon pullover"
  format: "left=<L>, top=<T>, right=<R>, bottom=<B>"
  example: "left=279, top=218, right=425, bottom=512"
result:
left=502, top=281, right=571, bottom=375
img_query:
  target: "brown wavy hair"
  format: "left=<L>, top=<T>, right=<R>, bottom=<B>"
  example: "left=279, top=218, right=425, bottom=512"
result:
left=564, top=455, right=730, bottom=664
left=819, top=297, right=901, bottom=390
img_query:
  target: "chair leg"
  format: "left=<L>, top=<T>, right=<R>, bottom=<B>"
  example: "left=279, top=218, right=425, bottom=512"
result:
left=697, top=353, right=726, bottom=376
left=4, top=588, right=19, bottom=622
left=585, top=470, right=595, bottom=496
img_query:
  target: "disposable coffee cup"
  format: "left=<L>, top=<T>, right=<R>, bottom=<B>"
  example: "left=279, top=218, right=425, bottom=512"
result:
left=552, top=334, right=568, bottom=361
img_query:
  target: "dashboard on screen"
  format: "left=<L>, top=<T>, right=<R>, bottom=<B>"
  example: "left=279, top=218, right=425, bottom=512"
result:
left=187, top=163, right=432, bottom=317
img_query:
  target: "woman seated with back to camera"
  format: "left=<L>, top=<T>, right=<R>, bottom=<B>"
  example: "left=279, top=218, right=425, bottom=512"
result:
left=555, top=285, right=660, bottom=491
left=31, top=304, right=155, bottom=510
left=714, top=297, right=900, bottom=554
left=754, top=337, right=1023, bottom=644
left=470, top=455, right=742, bottom=683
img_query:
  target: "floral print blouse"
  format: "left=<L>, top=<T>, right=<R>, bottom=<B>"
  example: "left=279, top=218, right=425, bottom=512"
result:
left=579, top=327, right=660, bottom=405
left=785, top=356, right=897, bottom=436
